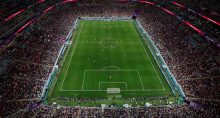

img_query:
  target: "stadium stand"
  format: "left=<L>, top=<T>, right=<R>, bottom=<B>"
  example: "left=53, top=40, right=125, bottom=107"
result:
left=0, top=0, right=219, bottom=117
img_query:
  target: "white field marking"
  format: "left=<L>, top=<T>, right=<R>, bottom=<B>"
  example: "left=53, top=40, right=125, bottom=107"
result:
left=78, top=42, right=140, bottom=44
left=99, top=37, right=119, bottom=49
left=120, top=21, right=124, bottom=27
left=99, top=82, right=127, bottom=90
left=59, top=35, right=77, bottom=90
left=129, top=21, right=134, bottom=28
left=102, top=66, right=121, bottom=70
left=60, top=21, right=164, bottom=92
left=60, top=22, right=85, bottom=91
left=81, top=69, right=145, bottom=91
left=93, top=21, right=124, bottom=28
left=95, top=26, right=124, bottom=28
left=82, top=69, right=137, bottom=90
left=60, top=89, right=165, bottom=92
left=137, top=70, right=144, bottom=90
left=85, top=69, right=137, bottom=72
left=131, top=22, right=165, bottom=89
left=81, top=70, right=86, bottom=90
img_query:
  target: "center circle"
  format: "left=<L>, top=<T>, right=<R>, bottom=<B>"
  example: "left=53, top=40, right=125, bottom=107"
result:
left=100, top=37, right=118, bottom=49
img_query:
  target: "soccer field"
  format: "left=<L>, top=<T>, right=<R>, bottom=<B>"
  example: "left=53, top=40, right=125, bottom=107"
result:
left=49, top=19, right=174, bottom=100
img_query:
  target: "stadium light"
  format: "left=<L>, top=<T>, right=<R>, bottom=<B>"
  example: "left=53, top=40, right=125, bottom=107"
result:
left=16, top=20, right=34, bottom=34
left=171, top=1, right=220, bottom=27
left=139, top=1, right=155, bottom=5
left=182, top=21, right=205, bottom=36
left=171, top=1, right=185, bottom=8
left=43, top=6, right=54, bottom=14
left=4, top=9, right=25, bottom=22
left=160, top=7, right=176, bottom=16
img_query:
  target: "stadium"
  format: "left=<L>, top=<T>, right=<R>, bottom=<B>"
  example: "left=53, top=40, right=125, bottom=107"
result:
left=0, top=0, right=219, bottom=117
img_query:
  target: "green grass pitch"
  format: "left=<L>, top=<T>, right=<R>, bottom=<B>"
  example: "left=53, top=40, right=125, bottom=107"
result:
left=49, top=20, right=174, bottom=100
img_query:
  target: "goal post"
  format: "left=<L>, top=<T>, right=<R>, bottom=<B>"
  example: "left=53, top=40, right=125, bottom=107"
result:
left=107, top=88, right=120, bottom=94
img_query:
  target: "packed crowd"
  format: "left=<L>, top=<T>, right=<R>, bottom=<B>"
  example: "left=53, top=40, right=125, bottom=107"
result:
left=138, top=4, right=219, bottom=99
left=137, top=4, right=219, bottom=116
left=0, top=4, right=78, bottom=117
left=0, top=1, right=219, bottom=117
left=9, top=104, right=219, bottom=118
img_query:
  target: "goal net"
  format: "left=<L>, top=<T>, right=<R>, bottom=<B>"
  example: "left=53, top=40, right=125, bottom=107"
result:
left=107, top=88, right=120, bottom=94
